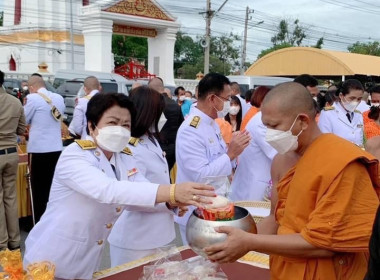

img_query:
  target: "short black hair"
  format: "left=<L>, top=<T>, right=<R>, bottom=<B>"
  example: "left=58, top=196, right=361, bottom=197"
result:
left=198, top=73, right=230, bottom=100
left=370, top=85, right=380, bottom=95
left=336, top=79, right=364, bottom=96
left=86, top=93, right=135, bottom=134
left=0, top=70, right=4, bottom=86
left=129, top=86, right=165, bottom=138
left=31, top=72, right=42, bottom=78
left=294, top=74, right=318, bottom=87
left=174, top=86, right=185, bottom=96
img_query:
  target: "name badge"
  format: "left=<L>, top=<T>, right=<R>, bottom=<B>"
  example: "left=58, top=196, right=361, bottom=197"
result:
left=357, top=124, right=363, bottom=128
left=127, top=168, right=138, bottom=177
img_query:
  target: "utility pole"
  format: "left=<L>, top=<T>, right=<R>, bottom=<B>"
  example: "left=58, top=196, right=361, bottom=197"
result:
left=204, top=0, right=211, bottom=75
left=240, top=6, right=251, bottom=75
left=70, top=0, right=74, bottom=70
left=203, top=0, right=229, bottom=75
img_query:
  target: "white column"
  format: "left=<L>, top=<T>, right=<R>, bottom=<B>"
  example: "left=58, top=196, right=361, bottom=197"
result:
left=148, top=27, right=178, bottom=85
left=81, top=18, right=113, bottom=72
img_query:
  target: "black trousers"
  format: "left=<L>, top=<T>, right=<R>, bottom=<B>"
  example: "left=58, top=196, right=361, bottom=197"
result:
left=29, top=151, right=61, bottom=223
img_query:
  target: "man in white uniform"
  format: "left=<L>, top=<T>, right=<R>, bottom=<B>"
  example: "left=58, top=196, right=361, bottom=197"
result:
left=175, top=73, right=251, bottom=244
left=24, top=75, right=65, bottom=223
left=69, top=76, right=101, bottom=139
left=229, top=111, right=277, bottom=201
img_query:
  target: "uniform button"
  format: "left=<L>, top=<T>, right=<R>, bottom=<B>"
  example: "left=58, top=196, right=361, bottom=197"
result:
left=116, top=207, right=122, bottom=213
left=106, top=223, right=113, bottom=229
left=97, top=240, right=103, bottom=245
left=94, top=151, right=101, bottom=156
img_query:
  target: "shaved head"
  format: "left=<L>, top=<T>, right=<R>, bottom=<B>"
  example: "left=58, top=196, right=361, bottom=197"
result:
left=262, top=82, right=316, bottom=119
left=84, top=76, right=100, bottom=91
left=28, top=75, right=45, bottom=91
left=148, top=77, right=165, bottom=93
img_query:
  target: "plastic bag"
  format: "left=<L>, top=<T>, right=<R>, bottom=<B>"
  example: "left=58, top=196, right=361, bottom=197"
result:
left=139, top=253, right=227, bottom=280
left=200, top=176, right=231, bottom=197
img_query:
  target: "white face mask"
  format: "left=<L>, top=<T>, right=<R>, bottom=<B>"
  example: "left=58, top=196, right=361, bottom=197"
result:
left=179, top=96, right=186, bottom=101
left=372, top=102, right=380, bottom=107
left=312, top=96, right=318, bottom=102
left=23, top=86, right=28, bottom=91
left=228, top=106, right=240, bottom=115
left=215, top=96, right=231, bottom=118
left=95, top=125, right=130, bottom=153
left=185, top=96, right=192, bottom=101
left=265, top=115, right=303, bottom=154
left=341, top=96, right=359, bottom=112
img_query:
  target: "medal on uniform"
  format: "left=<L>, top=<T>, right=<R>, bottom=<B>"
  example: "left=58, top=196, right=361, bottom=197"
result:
left=127, top=168, right=138, bottom=177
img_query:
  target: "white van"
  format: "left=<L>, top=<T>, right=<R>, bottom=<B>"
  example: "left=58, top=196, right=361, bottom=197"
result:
left=227, top=75, right=292, bottom=97
left=53, top=69, right=145, bottom=95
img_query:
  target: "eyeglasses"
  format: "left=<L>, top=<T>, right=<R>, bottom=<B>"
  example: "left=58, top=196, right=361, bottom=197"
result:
left=216, top=95, right=232, bottom=102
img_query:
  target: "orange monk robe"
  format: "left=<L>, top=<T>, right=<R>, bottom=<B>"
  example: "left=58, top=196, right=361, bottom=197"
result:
left=215, top=118, right=232, bottom=145
left=241, top=106, right=259, bottom=131
left=271, top=133, right=380, bottom=280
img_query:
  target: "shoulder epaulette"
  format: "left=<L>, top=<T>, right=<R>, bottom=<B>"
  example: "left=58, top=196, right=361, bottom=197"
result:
left=121, top=147, right=133, bottom=155
left=84, top=95, right=92, bottom=100
left=190, top=116, right=201, bottom=128
left=323, top=106, right=335, bottom=111
left=128, top=137, right=140, bottom=147
left=354, top=109, right=362, bottom=114
left=75, top=140, right=96, bottom=150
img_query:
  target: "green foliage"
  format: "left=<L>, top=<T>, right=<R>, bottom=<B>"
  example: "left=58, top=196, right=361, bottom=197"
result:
left=174, top=31, right=241, bottom=79
left=258, top=19, right=323, bottom=60
left=112, top=35, right=148, bottom=67
left=347, top=41, right=380, bottom=56
left=0, top=12, right=3, bottom=27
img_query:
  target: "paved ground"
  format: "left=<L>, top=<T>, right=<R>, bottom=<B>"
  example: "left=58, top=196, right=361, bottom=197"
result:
left=18, top=219, right=183, bottom=271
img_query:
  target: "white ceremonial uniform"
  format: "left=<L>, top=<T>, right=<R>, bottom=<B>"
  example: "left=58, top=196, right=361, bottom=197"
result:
left=108, top=134, right=175, bottom=265
left=68, top=90, right=98, bottom=139
left=23, top=138, right=167, bottom=280
left=318, top=102, right=364, bottom=146
left=175, top=107, right=233, bottom=243
left=24, top=88, right=65, bottom=153
left=229, top=112, right=277, bottom=201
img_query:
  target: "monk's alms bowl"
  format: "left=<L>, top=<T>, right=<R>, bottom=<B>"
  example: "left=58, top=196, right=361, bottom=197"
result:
left=186, top=206, right=257, bottom=258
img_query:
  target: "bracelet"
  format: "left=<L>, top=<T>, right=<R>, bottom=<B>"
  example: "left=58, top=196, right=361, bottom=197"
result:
left=169, top=184, right=177, bottom=205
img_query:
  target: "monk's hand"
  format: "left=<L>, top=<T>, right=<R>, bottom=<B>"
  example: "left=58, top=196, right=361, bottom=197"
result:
left=175, top=182, right=215, bottom=208
left=227, top=130, right=251, bottom=160
left=204, top=226, right=251, bottom=263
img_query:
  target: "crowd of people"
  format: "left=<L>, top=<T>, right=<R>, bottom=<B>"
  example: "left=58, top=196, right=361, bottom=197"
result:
left=1, top=69, right=380, bottom=279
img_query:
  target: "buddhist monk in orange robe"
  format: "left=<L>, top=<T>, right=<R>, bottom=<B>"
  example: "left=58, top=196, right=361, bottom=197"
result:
left=205, top=82, right=379, bottom=280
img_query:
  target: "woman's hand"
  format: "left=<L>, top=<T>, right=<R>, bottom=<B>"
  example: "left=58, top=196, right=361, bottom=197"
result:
left=175, top=182, right=216, bottom=208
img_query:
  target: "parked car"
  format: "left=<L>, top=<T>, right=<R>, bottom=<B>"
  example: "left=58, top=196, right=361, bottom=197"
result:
left=3, top=78, right=23, bottom=99
left=56, top=80, right=84, bottom=124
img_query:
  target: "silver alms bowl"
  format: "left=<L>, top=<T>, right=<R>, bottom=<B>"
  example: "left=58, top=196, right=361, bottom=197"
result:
left=186, top=206, right=257, bottom=258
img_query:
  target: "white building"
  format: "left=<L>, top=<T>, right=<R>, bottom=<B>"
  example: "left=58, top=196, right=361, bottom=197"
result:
left=0, top=0, right=179, bottom=84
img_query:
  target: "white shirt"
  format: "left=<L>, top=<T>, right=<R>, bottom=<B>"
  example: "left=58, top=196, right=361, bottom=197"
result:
left=318, top=102, right=364, bottom=146
left=175, top=107, right=233, bottom=225
left=23, top=139, right=161, bottom=279
left=69, top=90, right=99, bottom=139
left=24, top=87, right=65, bottom=153
left=108, top=134, right=175, bottom=250
left=229, top=112, right=277, bottom=201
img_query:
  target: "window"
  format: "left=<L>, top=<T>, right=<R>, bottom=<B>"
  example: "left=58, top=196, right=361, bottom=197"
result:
left=9, top=56, right=16, bottom=71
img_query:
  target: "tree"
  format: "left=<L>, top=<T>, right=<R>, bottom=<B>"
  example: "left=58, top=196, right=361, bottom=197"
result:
left=257, top=19, right=323, bottom=59
left=0, top=12, right=3, bottom=26
left=174, top=31, right=241, bottom=79
left=112, top=35, right=148, bottom=67
left=348, top=41, right=380, bottom=56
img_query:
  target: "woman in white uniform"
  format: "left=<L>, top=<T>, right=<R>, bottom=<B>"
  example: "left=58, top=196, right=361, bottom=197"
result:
left=108, top=86, right=176, bottom=265
left=318, top=79, right=365, bottom=147
left=23, top=93, right=215, bottom=280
